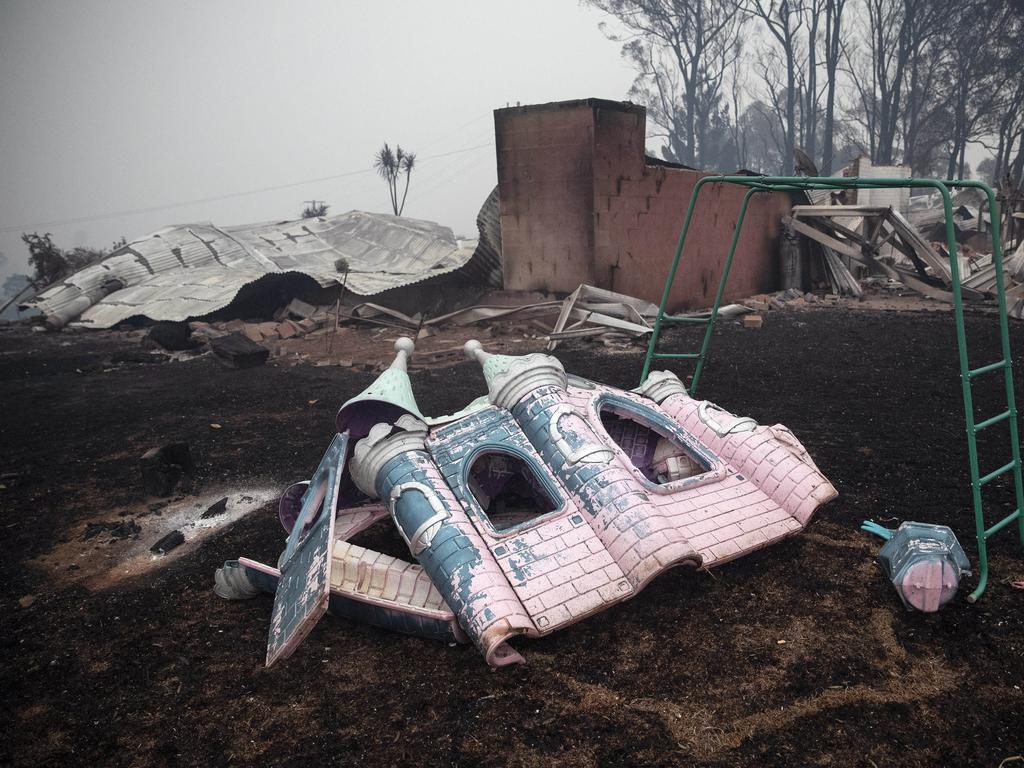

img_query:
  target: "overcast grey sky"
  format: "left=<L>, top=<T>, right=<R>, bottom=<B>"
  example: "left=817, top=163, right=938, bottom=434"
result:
left=0, top=0, right=634, bottom=280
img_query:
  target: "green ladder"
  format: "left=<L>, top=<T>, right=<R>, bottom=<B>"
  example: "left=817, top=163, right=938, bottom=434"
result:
left=640, top=175, right=1024, bottom=602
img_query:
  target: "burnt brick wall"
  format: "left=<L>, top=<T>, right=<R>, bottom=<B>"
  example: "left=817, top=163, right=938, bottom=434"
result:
left=496, top=99, right=792, bottom=310
left=495, top=102, right=598, bottom=292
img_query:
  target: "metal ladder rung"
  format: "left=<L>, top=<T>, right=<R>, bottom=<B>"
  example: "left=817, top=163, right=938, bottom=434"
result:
left=978, top=459, right=1019, bottom=486
left=652, top=352, right=701, bottom=360
left=662, top=315, right=712, bottom=324
left=968, top=359, right=1008, bottom=378
left=974, top=410, right=1013, bottom=432
left=984, top=509, right=1022, bottom=539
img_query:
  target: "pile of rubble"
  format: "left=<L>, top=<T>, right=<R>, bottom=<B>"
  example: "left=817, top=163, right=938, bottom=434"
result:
left=159, top=284, right=880, bottom=370
left=741, top=287, right=845, bottom=312
left=323, top=285, right=662, bottom=351
left=727, top=289, right=854, bottom=329
left=786, top=203, right=1024, bottom=319
left=149, top=286, right=667, bottom=371
left=188, top=299, right=332, bottom=346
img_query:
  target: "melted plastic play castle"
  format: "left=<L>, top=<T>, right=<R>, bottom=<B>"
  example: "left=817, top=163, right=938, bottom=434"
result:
left=214, top=338, right=837, bottom=667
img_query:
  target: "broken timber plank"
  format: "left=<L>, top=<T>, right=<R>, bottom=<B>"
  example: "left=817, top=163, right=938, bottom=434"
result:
left=822, top=248, right=864, bottom=298
left=566, top=308, right=650, bottom=335
left=783, top=216, right=864, bottom=261
left=546, top=285, right=583, bottom=351
left=806, top=214, right=879, bottom=247
left=886, top=209, right=952, bottom=283
left=791, top=205, right=893, bottom=217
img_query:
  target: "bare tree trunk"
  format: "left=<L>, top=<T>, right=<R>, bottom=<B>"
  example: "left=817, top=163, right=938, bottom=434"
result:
left=684, top=63, right=699, bottom=165
left=398, top=172, right=411, bottom=216
left=820, top=0, right=844, bottom=174
left=995, top=133, right=1007, bottom=182
left=747, top=0, right=801, bottom=174
left=728, top=46, right=747, bottom=168
left=945, top=78, right=967, bottom=179
left=902, top=57, right=921, bottom=172
left=784, top=50, right=796, bottom=174
left=803, top=0, right=822, bottom=166
left=1012, top=133, right=1024, bottom=186
left=863, top=0, right=916, bottom=165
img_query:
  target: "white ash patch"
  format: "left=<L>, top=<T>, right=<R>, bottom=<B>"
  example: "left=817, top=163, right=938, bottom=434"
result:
left=34, top=485, right=280, bottom=589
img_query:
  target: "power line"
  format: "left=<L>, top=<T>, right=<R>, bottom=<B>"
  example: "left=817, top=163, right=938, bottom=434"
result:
left=400, top=126, right=496, bottom=186
left=416, top=112, right=492, bottom=153
left=415, top=148, right=495, bottom=199
left=0, top=167, right=377, bottom=234
left=0, top=141, right=495, bottom=234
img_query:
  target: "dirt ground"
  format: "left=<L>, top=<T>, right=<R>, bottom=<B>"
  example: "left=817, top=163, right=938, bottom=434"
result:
left=2, top=306, right=1023, bottom=768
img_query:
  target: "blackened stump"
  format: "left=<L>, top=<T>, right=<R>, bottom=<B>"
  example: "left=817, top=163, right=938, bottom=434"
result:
left=209, top=331, right=270, bottom=369
left=139, top=442, right=193, bottom=497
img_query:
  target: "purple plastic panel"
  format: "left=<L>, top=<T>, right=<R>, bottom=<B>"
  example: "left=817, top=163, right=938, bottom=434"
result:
left=266, top=431, right=348, bottom=667
left=601, top=415, right=658, bottom=481
left=278, top=481, right=309, bottom=534
left=336, top=401, right=410, bottom=440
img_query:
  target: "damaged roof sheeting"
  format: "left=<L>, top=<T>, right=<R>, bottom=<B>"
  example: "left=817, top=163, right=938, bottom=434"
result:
left=25, top=211, right=490, bottom=329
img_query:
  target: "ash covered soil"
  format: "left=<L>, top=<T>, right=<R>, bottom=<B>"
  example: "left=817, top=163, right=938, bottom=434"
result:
left=1, top=308, right=1022, bottom=768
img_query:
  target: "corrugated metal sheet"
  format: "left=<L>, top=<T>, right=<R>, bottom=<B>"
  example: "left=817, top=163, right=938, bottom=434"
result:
left=26, top=210, right=484, bottom=328
left=455, top=185, right=502, bottom=288
left=806, top=187, right=834, bottom=205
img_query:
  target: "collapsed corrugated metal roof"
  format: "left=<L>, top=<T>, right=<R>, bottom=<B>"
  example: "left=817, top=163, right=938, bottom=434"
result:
left=25, top=206, right=499, bottom=329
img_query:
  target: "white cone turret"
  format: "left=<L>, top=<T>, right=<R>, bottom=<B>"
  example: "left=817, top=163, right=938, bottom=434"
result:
left=463, top=339, right=567, bottom=409
left=336, top=337, right=424, bottom=436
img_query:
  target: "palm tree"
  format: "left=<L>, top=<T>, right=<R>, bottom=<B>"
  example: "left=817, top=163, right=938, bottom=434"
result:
left=374, top=143, right=417, bottom=215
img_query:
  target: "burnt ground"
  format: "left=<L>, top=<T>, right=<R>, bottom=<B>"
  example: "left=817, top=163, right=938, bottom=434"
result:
left=1, top=307, right=1023, bottom=768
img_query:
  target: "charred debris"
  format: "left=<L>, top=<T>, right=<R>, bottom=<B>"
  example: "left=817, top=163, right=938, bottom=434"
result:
left=780, top=161, right=1024, bottom=319
left=6, top=158, right=1023, bottom=374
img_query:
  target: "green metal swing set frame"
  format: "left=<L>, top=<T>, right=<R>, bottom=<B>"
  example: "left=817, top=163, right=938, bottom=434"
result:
left=640, top=175, right=1023, bottom=602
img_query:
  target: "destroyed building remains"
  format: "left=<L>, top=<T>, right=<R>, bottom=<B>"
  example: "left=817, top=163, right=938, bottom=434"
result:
left=23, top=197, right=502, bottom=330
left=15, top=98, right=1024, bottom=337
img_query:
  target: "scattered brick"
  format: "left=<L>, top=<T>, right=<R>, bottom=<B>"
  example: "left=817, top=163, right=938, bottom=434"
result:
left=277, top=321, right=298, bottom=340
left=286, top=298, right=317, bottom=319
